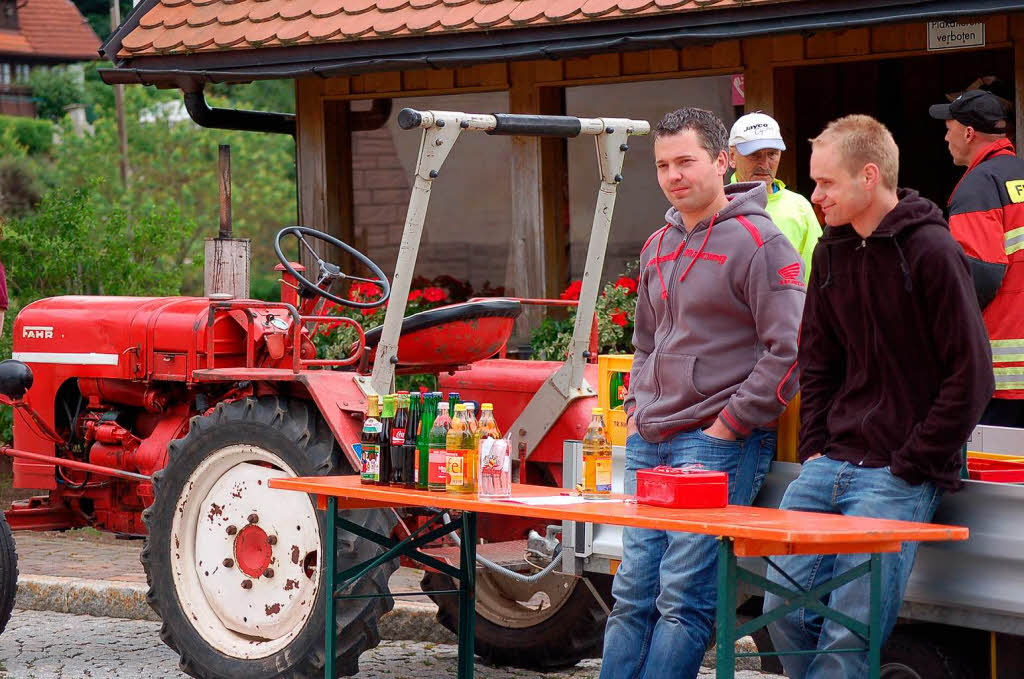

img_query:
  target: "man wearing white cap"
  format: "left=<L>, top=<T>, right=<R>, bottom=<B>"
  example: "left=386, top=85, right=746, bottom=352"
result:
left=730, top=112, right=821, bottom=280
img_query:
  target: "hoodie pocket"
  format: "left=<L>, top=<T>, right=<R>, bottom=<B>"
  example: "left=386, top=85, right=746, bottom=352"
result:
left=641, top=353, right=708, bottom=425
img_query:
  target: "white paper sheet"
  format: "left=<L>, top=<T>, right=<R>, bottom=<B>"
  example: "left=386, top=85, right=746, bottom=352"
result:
left=498, top=495, right=623, bottom=506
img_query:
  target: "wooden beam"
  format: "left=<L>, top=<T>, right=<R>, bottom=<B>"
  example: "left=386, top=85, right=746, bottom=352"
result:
left=742, top=38, right=775, bottom=115
left=296, top=79, right=327, bottom=272
left=324, top=100, right=355, bottom=272
left=774, top=66, right=797, bottom=188
left=506, top=62, right=547, bottom=336
left=540, top=86, right=569, bottom=302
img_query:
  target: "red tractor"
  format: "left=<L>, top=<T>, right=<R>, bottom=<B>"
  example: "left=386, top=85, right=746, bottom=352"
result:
left=0, top=108, right=648, bottom=678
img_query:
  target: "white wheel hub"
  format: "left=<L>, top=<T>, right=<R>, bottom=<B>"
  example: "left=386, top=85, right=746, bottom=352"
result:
left=171, top=444, right=321, bottom=658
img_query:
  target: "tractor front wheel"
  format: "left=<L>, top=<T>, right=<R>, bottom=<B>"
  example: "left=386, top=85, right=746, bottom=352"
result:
left=143, top=396, right=397, bottom=679
left=0, top=510, right=17, bottom=635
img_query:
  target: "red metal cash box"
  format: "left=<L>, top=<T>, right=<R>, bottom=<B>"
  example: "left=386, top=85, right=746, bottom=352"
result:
left=636, top=466, right=728, bottom=508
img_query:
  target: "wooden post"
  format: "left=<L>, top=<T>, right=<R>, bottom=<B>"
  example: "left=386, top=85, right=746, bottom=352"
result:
left=506, top=63, right=568, bottom=341
left=111, top=0, right=128, bottom=187
left=204, top=144, right=251, bottom=298
left=204, top=238, right=251, bottom=298
left=743, top=38, right=799, bottom=188
left=540, top=86, right=570, bottom=305
left=325, top=100, right=355, bottom=274
left=506, top=63, right=545, bottom=338
left=218, top=144, right=231, bottom=238
left=296, top=79, right=328, bottom=273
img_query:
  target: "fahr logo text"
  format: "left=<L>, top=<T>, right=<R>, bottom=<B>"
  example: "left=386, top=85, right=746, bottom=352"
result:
left=22, top=326, right=54, bottom=339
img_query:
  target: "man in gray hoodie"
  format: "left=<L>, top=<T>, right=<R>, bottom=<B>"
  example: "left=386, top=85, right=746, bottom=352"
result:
left=600, top=108, right=805, bottom=679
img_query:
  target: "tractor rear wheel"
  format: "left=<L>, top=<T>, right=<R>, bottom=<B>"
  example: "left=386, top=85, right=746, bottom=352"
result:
left=0, top=511, right=17, bottom=635
left=422, top=567, right=613, bottom=670
left=142, top=396, right=397, bottom=679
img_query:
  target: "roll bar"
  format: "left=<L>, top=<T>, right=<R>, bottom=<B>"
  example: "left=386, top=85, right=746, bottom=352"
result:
left=397, top=107, right=651, bottom=138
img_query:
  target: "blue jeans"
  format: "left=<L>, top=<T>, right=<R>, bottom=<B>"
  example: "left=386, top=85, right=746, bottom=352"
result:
left=600, top=428, right=776, bottom=679
left=764, top=456, right=943, bottom=679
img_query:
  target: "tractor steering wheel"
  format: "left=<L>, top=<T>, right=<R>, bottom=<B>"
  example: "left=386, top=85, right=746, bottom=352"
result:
left=274, top=226, right=390, bottom=309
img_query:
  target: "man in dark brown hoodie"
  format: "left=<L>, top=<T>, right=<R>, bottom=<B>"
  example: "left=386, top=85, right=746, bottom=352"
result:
left=764, top=115, right=993, bottom=678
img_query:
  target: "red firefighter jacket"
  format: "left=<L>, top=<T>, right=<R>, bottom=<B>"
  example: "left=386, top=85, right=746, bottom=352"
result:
left=948, top=138, right=1024, bottom=399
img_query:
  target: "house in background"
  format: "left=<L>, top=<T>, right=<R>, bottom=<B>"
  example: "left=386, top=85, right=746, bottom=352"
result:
left=0, top=0, right=100, bottom=117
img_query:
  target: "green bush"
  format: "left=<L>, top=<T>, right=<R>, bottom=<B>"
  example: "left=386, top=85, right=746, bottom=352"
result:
left=0, top=115, right=54, bottom=155
left=28, top=66, right=85, bottom=122
left=0, top=180, right=197, bottom=442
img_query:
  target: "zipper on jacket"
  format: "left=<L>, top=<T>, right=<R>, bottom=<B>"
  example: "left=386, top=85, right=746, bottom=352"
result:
left=857, top=238, right=885, bottom=466
left=637, top=226, right=698, bottom=433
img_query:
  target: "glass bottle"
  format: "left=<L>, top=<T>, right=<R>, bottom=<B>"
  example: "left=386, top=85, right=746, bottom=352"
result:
left=390, top=393, right=410, bottom=487
left=417, top=393, right=437, bottom=490
left=377, top=395, right=395, bottom=486
left=478, top=403, right=500, bottom=440
left=360, top=395, right=383, bottom=485
left=429, top=401, right=452, bottom=492
left=608, top=371, right=626, bottom=410
left=582, top=408, right=612, bottom=498
left=465, top=402, right=480, bottom=443
left=446, top=404, right=476, bottom=494
left=448, top=391, right=460, bottom=415
left=403, top=394, right=421, bottom=489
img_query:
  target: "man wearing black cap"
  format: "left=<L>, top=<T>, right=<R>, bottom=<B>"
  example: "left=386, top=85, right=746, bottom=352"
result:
left=931, top=89, right=1024, bottom=427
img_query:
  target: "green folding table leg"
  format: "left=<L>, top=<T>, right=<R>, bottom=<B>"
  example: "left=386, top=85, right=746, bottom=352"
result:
left=324, top=496, right=337, bottom=679
left=457, top=511, right=478, bottom=679
left=868, top=552, right=881, bottom=679
left=716, top=538, right=737, bottom=679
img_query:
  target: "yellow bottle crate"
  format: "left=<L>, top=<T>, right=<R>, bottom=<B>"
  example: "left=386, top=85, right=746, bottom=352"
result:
left=598, top=354, right=633, bottom=447
left=596, top=353, right=800, bottom=460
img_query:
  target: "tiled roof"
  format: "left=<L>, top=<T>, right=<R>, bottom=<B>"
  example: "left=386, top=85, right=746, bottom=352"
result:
left=119, top=0, right=789, bottom=57
left=3, top=0, right=101, bottom=60
left=0, top=30, right=33, bottom=56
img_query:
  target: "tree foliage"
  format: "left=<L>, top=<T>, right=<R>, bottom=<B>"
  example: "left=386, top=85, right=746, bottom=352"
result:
left=28, top=66, right=86, bottom=122
left=47, top=83, right=297, bottom=294
left=0, top=181, right=194, bottom=440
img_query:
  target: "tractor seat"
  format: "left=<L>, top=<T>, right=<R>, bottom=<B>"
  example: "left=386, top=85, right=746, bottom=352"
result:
left=363, top=298, right=522, bottom=369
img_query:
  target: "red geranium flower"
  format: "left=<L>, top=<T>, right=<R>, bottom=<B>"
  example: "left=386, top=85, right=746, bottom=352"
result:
left=560, top=280, right=583, bottom=301
left=610, top=309, right=628, bottom=327
left=615, top=277, right=638, bottom=295
left=408, top=289, right=424, bottom=302
left=423, top=287, right=447, bottom=303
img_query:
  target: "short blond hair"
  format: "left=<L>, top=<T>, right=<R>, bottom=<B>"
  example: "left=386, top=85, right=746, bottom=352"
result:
left=810, top=115, right=899, bottom=189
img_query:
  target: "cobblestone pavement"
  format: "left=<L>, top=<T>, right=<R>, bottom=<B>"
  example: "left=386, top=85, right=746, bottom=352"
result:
left=13, top=530, right=429, bottom=598
left=0, top=609, right=785, bottom=679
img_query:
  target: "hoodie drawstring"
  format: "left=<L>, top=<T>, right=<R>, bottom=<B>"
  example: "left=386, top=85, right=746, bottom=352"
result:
left=678, top=213, right=717, bottom=285
left=653, top=227, right=670, bottom=300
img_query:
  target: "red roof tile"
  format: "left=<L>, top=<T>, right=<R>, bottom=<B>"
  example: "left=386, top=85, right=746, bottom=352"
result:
left=0, top=30, right=34, bottom=56
left=117, top=0, right=792, bottom=57
left=6, top=0, right=101, bottom=60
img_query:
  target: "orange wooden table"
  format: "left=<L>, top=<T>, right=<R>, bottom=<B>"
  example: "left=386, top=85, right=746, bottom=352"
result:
left=269, top=476, right=968, bottom=679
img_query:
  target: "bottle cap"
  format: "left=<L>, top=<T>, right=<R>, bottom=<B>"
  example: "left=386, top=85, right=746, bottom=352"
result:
left=591, top=407, right=605, bottom=416
left=438, top=401, right=449, bottom=409
left=454, top=404, right=466, bottom=412
left=481, top=403, right=493, bottom=411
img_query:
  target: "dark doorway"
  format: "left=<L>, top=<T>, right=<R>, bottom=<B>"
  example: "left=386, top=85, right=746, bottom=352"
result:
left=789, top=48, right=1014, bottom=211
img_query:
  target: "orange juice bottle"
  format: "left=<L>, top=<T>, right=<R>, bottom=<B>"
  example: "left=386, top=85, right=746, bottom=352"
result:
left=582, top=408, right=612, bottom=498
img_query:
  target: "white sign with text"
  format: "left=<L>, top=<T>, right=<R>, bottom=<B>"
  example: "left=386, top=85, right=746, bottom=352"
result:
left=927, top=21, right=986, bottom=51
